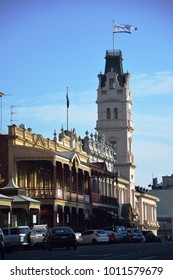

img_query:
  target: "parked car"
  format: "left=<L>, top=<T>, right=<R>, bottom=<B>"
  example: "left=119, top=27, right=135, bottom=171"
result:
left=112, top=231, right=124, bottom=242
left=118, top=230, right=132, bottom=242
left=2, top=226, right=30, bottom=252
left=127, top=229, right=145, bottom=242
left=17, top=226, right=30, bottom=246
left=104, top=230, right=117, bottom=243
left=103, top=230, right=121, bottom=243
left=81, top=230, right=109, bottom=244
left=33, top=224, right=48, bottom=231
left=104, top=226, right=126, bottom=233
left=2, top=227, right=20, bottom=252
left=0, top=228, right=5, bottom=259
left=43, top=226, right=77, bottom=250
left=142, top=231, right=162, bottom=242
left=29, top=229, right=47, bottom=249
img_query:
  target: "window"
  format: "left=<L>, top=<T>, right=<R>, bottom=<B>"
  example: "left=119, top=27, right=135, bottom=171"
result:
left=106, top=108, right=111, bottom=119
left=114, top=108, right=118, bottom=119
left=109, top=78, right=115, bottom=89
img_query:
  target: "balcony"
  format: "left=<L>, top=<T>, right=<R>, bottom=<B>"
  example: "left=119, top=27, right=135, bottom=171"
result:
left=25, top=188, right=89, bottom=204
left=25, top=189, right=54, bottom=199
left=92, top=193, right=117, bottom=206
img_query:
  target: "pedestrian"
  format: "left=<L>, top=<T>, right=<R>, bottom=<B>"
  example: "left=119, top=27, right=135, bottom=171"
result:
left=0, top=228, right=5, bottom=260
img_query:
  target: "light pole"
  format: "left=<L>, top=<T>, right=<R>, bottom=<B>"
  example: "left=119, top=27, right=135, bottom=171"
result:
left=0, top=91, right=12, bottom=131
left=164, top=221, right=167, bottom=241
left=0, top=92, right=4, bottom=131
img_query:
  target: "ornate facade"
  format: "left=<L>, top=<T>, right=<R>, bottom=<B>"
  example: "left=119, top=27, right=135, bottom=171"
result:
left=0, top=49, right=159, bottom=233
left=0, top=125, right=118, bottom=230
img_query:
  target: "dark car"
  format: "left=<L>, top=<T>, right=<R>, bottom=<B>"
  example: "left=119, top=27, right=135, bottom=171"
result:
left=142, top=231, right=161, bottom=242
left=43, top=226, right=77, bottom=250
left=118, top=230, right=133, bottom=242
left=127, top=229, right=145, bottom=242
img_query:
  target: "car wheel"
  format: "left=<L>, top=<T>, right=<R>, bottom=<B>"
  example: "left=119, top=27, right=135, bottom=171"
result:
left=73, top=244, right=77, bottom=250
left=92, top=239, right=97, bottom=244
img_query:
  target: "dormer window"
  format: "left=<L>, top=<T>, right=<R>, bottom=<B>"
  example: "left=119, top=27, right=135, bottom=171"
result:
left=109, top=78, right=115, bottom=89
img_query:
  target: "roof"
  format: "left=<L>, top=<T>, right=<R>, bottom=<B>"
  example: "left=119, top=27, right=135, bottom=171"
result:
left=97, top=50, right=129, bottom=88
left=88, top=162, right=108, bottom=172
left=0, top=179, right=40, bottom=206
left=56, top=151, right=76, bottom=160
left=0, top=193, right=13, bottom=201
left=56, top=151, right=82, bottom=166
left=105, top=50, right=123, bottom=76
left=11, top=194, right=40, bottom=204
left=1, top=178, right=19, bottom=189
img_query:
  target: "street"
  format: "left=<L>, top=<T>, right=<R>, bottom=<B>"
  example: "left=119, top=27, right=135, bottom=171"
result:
left=4, top=241, right=173, bottom=260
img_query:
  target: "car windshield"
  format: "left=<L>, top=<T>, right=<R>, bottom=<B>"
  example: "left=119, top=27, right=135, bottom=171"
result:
left=31, top=230, right=46, bottom=234
left=18, top=228, right=30, bottom=234
left=96, top=230, right=106, bottom=234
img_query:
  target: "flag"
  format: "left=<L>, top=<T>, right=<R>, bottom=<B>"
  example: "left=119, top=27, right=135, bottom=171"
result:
left=66, top=87, right=69, bottom=108
left=113, top=23, right=133, bottom=33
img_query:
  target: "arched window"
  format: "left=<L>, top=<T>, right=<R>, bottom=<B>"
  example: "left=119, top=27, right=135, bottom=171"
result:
left=109, top=78, right=115, bottom=89
left=114, top=108, right=118, bottom=119
left=106, top=108, right=111, bottom=119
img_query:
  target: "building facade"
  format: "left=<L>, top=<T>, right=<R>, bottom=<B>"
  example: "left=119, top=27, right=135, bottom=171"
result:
left=95, top=49, right=159, bottom=231
left=96, top=50, right=136, bottom=208
left=0, top=49, right=159, bottom=233
left=150, top=175, right=173, bottom=239
left=0, top=125, right=119, bottom=230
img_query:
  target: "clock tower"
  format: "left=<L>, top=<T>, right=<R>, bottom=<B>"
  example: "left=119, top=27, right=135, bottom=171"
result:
left=95, top=50, right=136, bottom=207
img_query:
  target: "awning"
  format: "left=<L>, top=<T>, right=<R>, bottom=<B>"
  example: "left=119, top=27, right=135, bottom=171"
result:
left=0, top=179, right=41, bottom=212
left=0, top=194, right=12, bottom=208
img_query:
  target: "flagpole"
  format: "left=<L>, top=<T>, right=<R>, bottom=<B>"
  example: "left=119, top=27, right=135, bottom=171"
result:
left=66, top=86, right=70, bottom=131
left=112, top=20, right=115, bottom=54
left=66, top=86, right=69, bottom=131
left=67, top=105, right=69, bottom=131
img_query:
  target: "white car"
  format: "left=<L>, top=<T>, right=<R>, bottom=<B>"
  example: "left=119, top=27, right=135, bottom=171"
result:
left=2, top=226, right=30, bottom=252
left=81, top=230, right=109, bottom=244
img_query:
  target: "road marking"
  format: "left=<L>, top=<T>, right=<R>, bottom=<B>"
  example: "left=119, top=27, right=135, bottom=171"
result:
left=139, top=255, right=157, bottom=260
left=77, top=254, right=111, bottom=257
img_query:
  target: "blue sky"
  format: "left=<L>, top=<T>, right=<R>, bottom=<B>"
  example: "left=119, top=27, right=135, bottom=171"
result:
left=0, top=0, right=173, bottom=187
